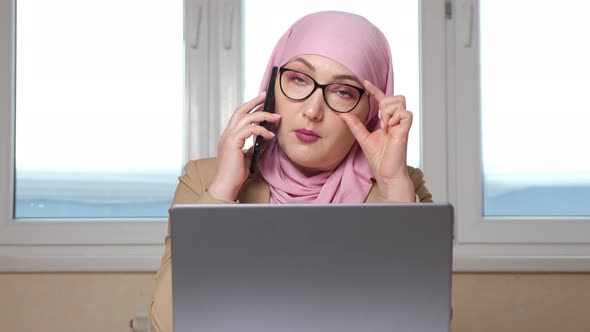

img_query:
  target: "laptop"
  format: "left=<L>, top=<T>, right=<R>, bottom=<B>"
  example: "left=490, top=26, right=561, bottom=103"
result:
left=170, top=203, right=453, bottom=332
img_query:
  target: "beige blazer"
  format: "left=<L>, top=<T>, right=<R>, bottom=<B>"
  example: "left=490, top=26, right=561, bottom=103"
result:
left=149, top=157, right=434, bottom=332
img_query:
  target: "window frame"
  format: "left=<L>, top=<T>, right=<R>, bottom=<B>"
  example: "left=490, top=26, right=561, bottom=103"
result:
left=0, top=0, right=243, bottom=272
left=2, top=0, right=589, bottom=272
left=0, top=0, right=170, bottom=271
left=445, top=0, right=590, bottom=270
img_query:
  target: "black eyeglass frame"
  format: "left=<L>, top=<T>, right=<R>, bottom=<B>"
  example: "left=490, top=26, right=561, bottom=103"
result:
left=278, top=67, right=367, bottom=113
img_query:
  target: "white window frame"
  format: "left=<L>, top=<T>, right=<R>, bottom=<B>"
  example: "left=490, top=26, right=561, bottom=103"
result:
left=0, top=0, right=242, bottom=272
left=2, top=0, right=589, bottom=272
left=444, top=0, right=590, bottom=271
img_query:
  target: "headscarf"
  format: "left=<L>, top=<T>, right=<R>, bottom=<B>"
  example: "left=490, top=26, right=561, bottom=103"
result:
left=257, top=11, right=394, bottom=204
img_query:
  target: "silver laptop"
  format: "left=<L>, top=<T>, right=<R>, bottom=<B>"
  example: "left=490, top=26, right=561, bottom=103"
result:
left=170, top=203, right=453, bottom=332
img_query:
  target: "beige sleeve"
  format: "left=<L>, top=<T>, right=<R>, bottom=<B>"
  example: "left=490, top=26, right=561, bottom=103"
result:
left=408, top=166, right=434, bottom=203
left=149, top=160, right=236, bottom=332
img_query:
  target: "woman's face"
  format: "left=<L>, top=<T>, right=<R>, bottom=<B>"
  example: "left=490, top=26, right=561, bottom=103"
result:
left=273, top=54, right=370, bottom=176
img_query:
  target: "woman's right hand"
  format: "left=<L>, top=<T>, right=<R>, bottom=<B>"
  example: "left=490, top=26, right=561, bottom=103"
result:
left=208, top=92, right=281, bottom=201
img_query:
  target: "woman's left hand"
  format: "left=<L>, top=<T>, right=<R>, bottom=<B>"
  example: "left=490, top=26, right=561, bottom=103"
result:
left=340, top=80, right=416, bottom=202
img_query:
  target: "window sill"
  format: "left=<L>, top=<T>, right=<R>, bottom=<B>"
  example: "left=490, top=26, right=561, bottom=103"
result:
left=2, top=242, right=590, bottom=273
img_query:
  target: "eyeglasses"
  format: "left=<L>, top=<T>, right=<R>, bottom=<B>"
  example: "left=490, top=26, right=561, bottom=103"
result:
left=278, top=67, right=366, bottom=113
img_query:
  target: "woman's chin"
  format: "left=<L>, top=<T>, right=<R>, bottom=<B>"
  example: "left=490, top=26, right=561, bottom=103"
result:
left=293, top=156, right=343, bottom=177
left=285, top=154, right=326, bottom=176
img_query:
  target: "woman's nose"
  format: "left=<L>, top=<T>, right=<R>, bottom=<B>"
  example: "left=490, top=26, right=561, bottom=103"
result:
left=302, top=89, right=325, bottom=121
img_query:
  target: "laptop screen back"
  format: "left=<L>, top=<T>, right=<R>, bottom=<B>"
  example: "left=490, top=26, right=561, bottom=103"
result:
left=170, top=203, right=453, bottom=332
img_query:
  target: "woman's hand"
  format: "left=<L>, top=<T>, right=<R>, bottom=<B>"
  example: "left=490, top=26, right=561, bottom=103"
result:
left=208, top=92, right=281, bottom=201
left=340, top=80, right=415, bottom=202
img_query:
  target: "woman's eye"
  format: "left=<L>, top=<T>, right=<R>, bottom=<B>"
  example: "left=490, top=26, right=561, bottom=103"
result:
left=293, top=76, right=306, bottom=84
left=335, top=88, right=354, bottom=99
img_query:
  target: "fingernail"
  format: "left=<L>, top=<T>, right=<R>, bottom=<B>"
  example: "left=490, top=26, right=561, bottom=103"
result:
left=272, top=113, right=281, bottom=117
left=378, top=110, right=381, bottom=119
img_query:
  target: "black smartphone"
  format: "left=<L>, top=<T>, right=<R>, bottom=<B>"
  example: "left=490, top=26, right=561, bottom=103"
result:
left=249, top=66, right=279, bottom=175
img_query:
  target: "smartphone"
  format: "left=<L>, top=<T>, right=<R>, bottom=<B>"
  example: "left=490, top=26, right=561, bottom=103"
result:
left=249, top=66, right=279, bottom=175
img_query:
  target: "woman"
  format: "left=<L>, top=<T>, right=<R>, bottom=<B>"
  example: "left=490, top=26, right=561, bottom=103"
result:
left=149, top=10, right=433, bottom=332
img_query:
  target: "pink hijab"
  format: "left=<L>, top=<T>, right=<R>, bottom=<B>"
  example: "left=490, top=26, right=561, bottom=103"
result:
left=257, top=11, right=394, bottom=204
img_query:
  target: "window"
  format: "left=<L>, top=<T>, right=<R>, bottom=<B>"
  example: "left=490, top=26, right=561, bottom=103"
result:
left=450, top=0, right=590, bottom=269
left=0, top=0, right=182, bottom=271
left=14, top=0, right=184, bottom=218
left=3, top=0, right=589, bottom=272
left=479, top=0, right=590, bottom=217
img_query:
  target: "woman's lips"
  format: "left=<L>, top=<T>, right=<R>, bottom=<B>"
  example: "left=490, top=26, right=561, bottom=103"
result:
left=294, top=129, right=320, bottom=143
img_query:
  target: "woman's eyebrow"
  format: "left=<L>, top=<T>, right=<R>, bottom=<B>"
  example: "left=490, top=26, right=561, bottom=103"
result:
left=292, top=57, right=315, bottom=70
left=333, top=74, right=363, bottom=87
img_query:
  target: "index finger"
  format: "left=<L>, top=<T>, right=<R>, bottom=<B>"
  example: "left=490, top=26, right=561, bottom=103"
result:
left=363, top=80, right=385, bottom=102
